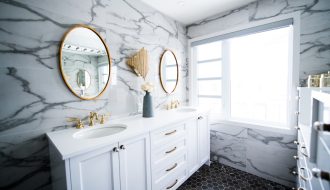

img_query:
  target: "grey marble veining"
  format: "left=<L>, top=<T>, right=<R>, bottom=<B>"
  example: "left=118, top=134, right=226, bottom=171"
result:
left=187, top=0, right=330, bottom=83
left=210, top=123, right=297, bottom=187
left=0, top=0, right=187, bottom=189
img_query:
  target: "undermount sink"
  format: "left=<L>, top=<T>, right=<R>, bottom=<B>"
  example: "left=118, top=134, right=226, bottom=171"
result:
left=177, top=107, right=197, bottom=112
left=73, top=125, right=127, bottom=139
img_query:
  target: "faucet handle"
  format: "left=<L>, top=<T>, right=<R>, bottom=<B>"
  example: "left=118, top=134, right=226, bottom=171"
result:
left=67, top=117, right=84, bottom=129
left=100, top=113, right=111, bottom=124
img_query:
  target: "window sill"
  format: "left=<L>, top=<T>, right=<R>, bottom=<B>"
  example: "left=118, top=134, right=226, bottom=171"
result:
left=209, top=118, right=296, bottom=135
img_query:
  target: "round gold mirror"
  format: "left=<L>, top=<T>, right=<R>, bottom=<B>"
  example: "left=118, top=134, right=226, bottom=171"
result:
left=159, top=50, right=179, bottom=94
left=59, top=25, right=111, bottom=100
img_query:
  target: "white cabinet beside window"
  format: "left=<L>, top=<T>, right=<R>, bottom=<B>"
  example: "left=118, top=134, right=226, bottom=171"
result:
left=197, top=115, right=210, bottom=165
left=187, top=115, right=210, bottom=176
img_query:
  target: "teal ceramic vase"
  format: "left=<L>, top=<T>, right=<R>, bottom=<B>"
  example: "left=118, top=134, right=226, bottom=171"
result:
left=143, top=91, right=154, bottom=117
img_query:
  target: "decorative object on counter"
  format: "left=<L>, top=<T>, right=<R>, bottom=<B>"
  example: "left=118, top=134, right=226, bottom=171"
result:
left=126, top=48, right=149, bottom=80
left=141, top=82, right=154, bottom=117
left=307, top=74, right=320, bottom=87
left=159, top=49, right=179, bottom=94
left=320, top=72, right=330, bottom=87
left=59, top=24, right=111, bottom=100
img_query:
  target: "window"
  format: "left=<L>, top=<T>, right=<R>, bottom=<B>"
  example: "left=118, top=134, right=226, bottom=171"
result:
left=229, top=27, right=291, bottom=127
left=191, top=19, right=295, bottom=129
left=195, top=42, right=222, bottom=117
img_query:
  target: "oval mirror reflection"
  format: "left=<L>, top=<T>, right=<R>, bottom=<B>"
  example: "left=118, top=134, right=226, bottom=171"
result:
left=160, top=50, right=179, bottom=94
left=59, top=25, right=111, bottom=100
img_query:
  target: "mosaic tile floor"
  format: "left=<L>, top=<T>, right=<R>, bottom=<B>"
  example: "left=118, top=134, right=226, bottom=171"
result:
left=178, top=162, right=291, bottom=190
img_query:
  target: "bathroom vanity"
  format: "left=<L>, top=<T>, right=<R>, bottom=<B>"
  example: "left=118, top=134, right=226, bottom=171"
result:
left=47, top=108, right=210, bottom=190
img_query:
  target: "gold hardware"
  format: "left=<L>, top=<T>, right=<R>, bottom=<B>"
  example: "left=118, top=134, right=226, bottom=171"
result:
left=166, top=163, right=178, bottom=172
left=166, top=179, right=178, bottom=189
left=293, top=155, right=299, bottom=160
left=89, top=112, right=99, bottom=126
left=165, top=146, right=177, bottom=154
left=67, top=117, right=84, bottom=129
left=293, top=140, right=299, bottom=145
left=165, top=130, right=177, bottom=136
left=100, top=113, right=110, bottom=124
left=165, top=100, right=180, bottom=110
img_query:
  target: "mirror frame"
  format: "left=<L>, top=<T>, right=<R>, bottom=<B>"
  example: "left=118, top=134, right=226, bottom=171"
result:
left=159, top=49, right=179, bottom=94
left=59, top=24, right=112, bottom=100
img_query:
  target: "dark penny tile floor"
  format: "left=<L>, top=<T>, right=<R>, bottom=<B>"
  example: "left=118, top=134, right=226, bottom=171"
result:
left=178, top=162, right=291, bottom=190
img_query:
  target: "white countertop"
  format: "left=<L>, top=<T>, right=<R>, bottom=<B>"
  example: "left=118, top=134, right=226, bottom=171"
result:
left=47, top=108, right=208, bottom=160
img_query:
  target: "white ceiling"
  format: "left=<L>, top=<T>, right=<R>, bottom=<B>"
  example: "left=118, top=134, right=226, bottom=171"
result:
left=140, top=0, right=256, bottom=25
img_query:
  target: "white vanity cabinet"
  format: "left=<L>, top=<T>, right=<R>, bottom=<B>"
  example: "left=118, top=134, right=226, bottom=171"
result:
left=187, top=115, right=210, bottom=176
left=50, top=134, right=151, bottom=190
left=70, top=143, right=120, bottom=190
left=197, top=115, right=210, bottom=166
left=48, top=109, right=210, bottom=190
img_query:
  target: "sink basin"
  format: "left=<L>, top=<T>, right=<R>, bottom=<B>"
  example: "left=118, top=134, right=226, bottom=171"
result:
left=177, top=107, right=197, bottom=112
left=73, top=125, right=127, bottom=139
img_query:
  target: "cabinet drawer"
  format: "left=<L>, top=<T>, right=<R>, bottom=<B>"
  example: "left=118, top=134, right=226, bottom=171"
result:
left=153, top=152, right=187, bottom=183
left=152, top=137, right=187, bottom=166
left=153, top=163, right=187, bottom=190
left=151, top=123, right=186, bottom=149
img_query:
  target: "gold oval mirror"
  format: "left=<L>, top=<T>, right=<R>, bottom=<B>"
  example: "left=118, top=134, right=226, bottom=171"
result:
left=159, top=50, right=179, bottom=94
left=59, top=25, right=111, bottom=100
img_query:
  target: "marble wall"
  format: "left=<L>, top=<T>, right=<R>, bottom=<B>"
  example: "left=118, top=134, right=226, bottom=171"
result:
left=210, top=123, right=297, bottom=186
left=0, top=0, right=187, bottom=189
left=187, top=0, right=330, bottom=187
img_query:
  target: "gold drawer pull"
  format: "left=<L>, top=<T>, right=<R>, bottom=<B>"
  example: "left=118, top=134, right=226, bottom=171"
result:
left=165, top=130, right=177, bottom=136
left=165, top=146, right=177, bottom=154
left=166, top=179, right=178, bottom=189
left=166, top=163, right=178, bottom=172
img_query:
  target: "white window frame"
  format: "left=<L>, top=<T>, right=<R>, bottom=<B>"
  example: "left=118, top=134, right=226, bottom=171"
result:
left=188, top=13, right=300, bottom=132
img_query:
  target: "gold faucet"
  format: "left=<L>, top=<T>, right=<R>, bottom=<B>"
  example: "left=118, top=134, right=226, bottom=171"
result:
left=89, top=112, right=99, bottom=126
left=67, top=117, right=84, bottom=129
left=166, top=99, right=180, bottom=110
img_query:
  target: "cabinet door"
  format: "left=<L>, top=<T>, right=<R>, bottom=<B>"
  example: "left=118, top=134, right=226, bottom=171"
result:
left=119, top=134, right=151, bottom=190
left=198, top=115, right=210, bottom=165
left=187, top=119, right=199, bottom=175
left=70, top=144, right=120, bottom=190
